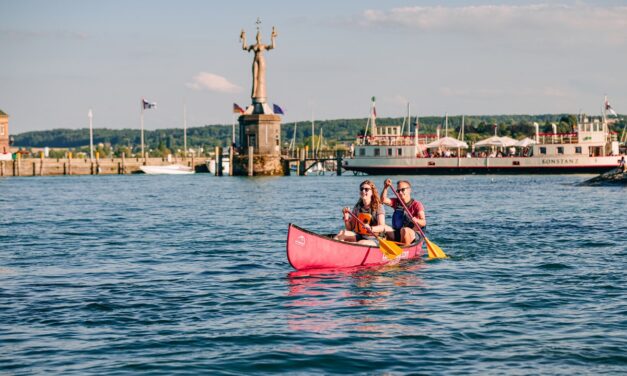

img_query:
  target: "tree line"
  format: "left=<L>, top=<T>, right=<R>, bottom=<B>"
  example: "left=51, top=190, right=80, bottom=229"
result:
left=13, top=114, right=625, bottom=157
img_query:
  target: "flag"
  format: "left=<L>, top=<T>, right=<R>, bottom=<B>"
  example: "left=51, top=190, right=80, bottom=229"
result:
left=273, top=104, right=284, bottom=115
left=142, top=99, right=156, bottom=110
left=371, top=96, right=377, bottom=118
left=233, top=103, right=245, bottom=114
left=605, top=97, right=618, bottom=116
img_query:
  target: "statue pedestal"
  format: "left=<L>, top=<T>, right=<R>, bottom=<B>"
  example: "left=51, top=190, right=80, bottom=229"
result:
left=233, top=114, right=283, bottom=176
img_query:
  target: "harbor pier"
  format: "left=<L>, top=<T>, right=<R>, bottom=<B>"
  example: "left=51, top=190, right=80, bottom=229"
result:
left=0, top=156, right=208, bottom=177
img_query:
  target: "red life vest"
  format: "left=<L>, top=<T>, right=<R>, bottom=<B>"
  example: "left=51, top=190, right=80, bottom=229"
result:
left=355, top=212, right=373, bottom=235
left=353, top=204, right=379, bottom=235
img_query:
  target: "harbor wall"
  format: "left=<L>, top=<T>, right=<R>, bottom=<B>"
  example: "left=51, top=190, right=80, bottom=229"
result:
left=0, top=157, right=208, bottom=177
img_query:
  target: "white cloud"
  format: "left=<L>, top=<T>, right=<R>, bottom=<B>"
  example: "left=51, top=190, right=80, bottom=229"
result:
left=186, top=72, right=241, bottom=93
left=362, top=4, right=627, bottom=45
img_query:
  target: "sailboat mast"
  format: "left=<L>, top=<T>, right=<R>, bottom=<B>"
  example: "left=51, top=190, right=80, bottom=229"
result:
left=291, top=123, right=297, bottom=157
left=317, top=127, right=323, bottom=154
left=183, top=103, right=187, bottom=157
left=311, top=111, right=315, bottom=157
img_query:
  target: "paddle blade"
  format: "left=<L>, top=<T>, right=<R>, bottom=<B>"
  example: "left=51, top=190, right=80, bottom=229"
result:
left=379, top=238, right=403, bottom=260
left=425, top=237, right=447, bottom=259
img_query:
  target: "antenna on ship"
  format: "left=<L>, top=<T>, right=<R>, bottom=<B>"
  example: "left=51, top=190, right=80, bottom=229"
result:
left=407, top=102, right=411, bottom=137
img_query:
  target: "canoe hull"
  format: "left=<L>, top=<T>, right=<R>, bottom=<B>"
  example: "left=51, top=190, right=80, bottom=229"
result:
left=287, top=223, right=424, bottom=271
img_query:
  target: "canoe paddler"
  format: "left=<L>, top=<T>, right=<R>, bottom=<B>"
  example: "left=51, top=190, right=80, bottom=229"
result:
left=381, top=179, right=426, bottom=246
left=334, top=179, right=386, bottom=246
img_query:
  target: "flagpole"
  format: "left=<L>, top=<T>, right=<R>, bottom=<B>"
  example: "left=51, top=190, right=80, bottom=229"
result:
left=232, top=112, right=235, bottom=147
left=141, top=102, right=145, bottom=160
left=183, top=103, right=187, bottom=158
left=88, top=109, right=94, bottom=161
left=311, top=110, right=315, bottom=158
left=602, top=95, right=607, bottom=124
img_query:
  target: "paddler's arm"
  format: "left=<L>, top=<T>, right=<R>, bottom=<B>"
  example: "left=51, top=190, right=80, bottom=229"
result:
left=372, top=212, right=387, bottom=234
left=411, top=209, right=426, bottom=229
left=342, top=207, right=354, bottom=230
left=381, top=178, right=393, bottom=206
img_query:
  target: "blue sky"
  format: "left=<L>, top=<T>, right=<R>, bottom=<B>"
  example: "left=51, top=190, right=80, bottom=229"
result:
left=1, top=0, right=626, bottom=132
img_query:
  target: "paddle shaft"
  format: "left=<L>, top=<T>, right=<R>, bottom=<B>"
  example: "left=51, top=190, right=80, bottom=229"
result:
left=388, top=185, right=427, bottom=238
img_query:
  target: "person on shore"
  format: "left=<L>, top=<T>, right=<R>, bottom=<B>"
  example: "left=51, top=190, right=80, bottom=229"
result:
left=619, top=156, right=626, bottom=173
left=335, top=180, right=386, bottom=246
left=381, top=179, right=426, bottom=246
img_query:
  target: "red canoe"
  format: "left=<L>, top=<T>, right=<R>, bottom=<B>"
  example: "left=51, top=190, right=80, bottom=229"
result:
left=286, top=223, right=425, bottom=271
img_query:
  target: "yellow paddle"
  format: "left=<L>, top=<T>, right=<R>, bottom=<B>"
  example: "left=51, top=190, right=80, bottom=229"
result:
left=389, top=186, right=448, bottom=259
left=345, top=209, right=403, bottom=260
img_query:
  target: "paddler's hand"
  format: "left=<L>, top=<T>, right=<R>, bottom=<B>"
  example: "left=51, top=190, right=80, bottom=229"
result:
left=384, top=179, right=392, bottom=188
left=342, top=207, right=351, bottom=221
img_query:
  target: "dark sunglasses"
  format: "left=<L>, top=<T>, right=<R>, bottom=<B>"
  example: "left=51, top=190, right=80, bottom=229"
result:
left=360, top=187, right=371, bottom=192
left=398, top=187, right=410, bottom=193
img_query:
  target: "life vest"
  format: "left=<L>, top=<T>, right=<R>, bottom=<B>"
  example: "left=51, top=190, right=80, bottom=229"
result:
left=392, top=199, right=416, bottom=230
left=353, top=205, right=377, bottom=235
left=355, top=212, right=373, bottom=235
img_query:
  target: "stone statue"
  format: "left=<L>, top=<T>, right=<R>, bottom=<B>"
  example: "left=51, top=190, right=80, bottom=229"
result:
left=240, top=22, right=277, bottom=104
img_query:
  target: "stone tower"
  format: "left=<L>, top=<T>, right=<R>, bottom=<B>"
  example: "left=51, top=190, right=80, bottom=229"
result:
left=0, top=110, right=9, bottom=154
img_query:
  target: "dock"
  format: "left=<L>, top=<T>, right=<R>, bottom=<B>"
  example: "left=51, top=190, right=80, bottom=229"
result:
left=0, top=156, right=208, bottom=177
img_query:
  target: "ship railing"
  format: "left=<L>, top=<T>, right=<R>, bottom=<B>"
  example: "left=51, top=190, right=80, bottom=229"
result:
left=356, top=134, right=440, bottom=146
left=536, top=133, right=578, bottom=144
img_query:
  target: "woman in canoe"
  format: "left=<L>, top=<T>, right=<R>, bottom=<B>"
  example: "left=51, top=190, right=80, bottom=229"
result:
left=335, top=180, right=386, bottom=246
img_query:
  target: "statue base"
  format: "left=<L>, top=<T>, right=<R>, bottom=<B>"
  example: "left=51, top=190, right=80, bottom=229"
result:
left=232, top=154, right=284, bottom=176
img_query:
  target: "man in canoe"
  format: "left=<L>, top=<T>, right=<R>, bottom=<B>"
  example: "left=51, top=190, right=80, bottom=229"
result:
left=335, top=180, right=386, bottom=246
left=381, top=179, right=426, bottom=246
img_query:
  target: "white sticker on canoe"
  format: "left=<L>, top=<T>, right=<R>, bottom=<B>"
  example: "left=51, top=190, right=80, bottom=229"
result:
left=295, top=236, right=306, bottom=247
left=382, top=250, right=410, bottom=262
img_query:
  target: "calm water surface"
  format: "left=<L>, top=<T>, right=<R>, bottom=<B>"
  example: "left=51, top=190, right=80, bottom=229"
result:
left=1, top=174, right=626, bottom=375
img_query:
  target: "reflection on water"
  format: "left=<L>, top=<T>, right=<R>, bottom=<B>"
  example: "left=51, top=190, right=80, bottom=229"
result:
left=285, top=261, right=426, bottom=335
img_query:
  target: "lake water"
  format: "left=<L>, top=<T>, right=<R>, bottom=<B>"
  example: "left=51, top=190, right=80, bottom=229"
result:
left=1, top=174, right=626, bottom=375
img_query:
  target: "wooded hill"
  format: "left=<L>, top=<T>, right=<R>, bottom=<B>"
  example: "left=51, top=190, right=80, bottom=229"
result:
left=14, top=114, right=625, bottom=153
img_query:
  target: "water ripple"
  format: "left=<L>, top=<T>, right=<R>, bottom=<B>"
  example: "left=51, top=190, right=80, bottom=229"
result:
left=1, top=174, right=625, bottom=375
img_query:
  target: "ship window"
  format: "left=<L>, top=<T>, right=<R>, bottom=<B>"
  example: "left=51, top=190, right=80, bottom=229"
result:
left=513, top=161, right=520, bottom=166
left=387, top=148, right=393, bottom=156
left=359, top=148, right=365, bottom=156
left=374, top=148, right=380, bottom=156
left=540, top=147, right=547, bottom=155
left=557, top=147, right=564, bottom=154
left=397, top=148, right=403, bottom=156
left=575, top=147, right=582, bottom=154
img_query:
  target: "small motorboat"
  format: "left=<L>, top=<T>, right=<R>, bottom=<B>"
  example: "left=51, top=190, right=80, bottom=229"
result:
left=139, top=165, right=195, bottom=175
left=286, top=223, right=424, bottom=271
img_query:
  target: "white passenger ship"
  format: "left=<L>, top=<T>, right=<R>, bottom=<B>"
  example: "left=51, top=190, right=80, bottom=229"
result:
left=343, top=108, right=625, bottom=175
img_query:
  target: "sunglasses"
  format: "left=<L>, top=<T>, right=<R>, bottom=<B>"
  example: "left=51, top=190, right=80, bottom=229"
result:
left=360, top=187, right=371, bottom=192
left=398, top=187, right=410, bottom=193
